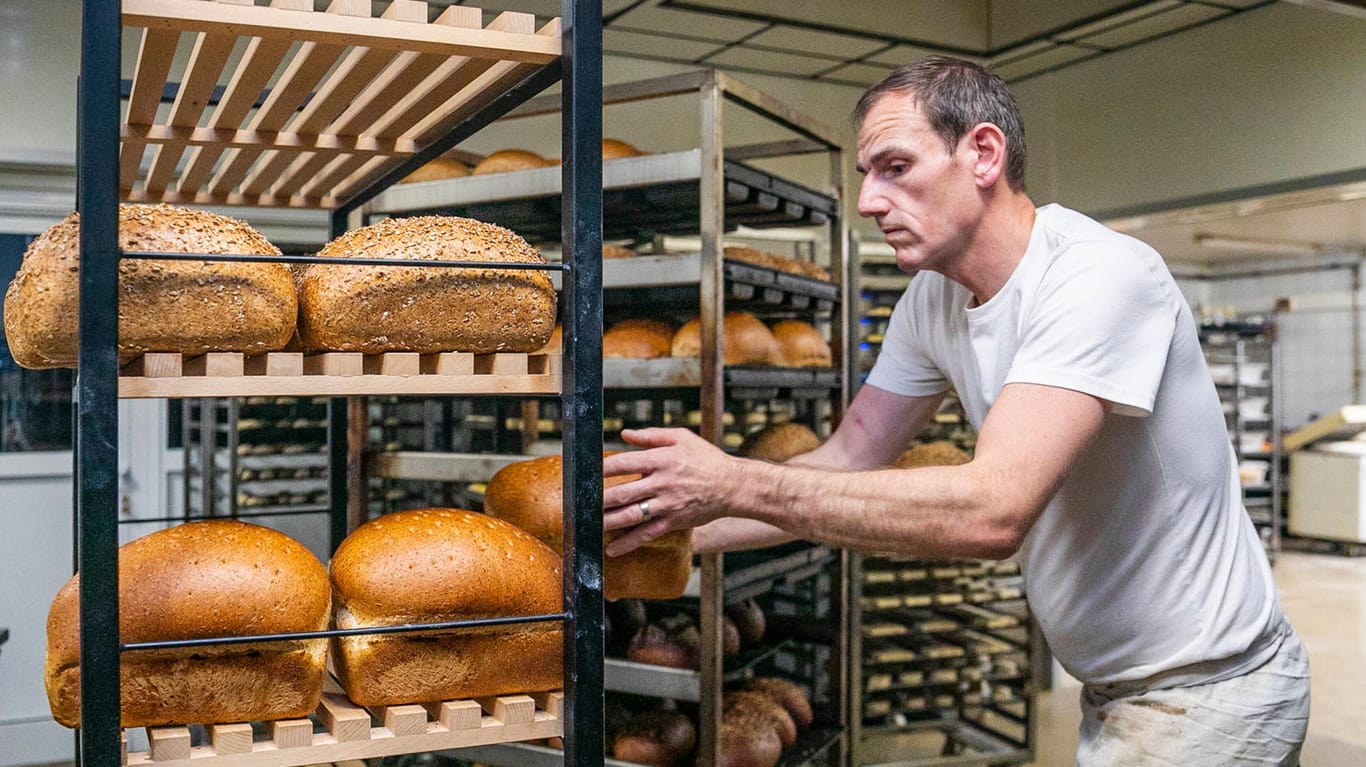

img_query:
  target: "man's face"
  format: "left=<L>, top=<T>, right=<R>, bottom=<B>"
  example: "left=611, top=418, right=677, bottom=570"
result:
left=856, top=94, right=981, bottom=275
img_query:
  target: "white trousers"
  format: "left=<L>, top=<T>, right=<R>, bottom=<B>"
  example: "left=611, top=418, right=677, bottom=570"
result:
left=1076, top=628, right=1310, bottom=766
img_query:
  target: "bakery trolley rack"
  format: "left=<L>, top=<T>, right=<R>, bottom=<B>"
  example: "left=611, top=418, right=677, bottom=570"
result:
left=73, top=2, right=604, bottom=767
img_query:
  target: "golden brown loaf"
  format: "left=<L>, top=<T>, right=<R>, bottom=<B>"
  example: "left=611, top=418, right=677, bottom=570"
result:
left=604, top=319, right=674, bottom=359
left=4, top=204, right=295, bottom=369
left=44, top=520, right=330, bottom=728
left=739, top=422, right=821, bottom=462
left=298, top=215, right=556, bottom=354
left=895, top=440, right=972, bottom=468
left=329, top=508, right=563, bottom=706
left=602, top=243, right=637, bottom=259
left=771, top=320, right=832, bottom=367
left=472, top=148, right=551, bottom=174
left=723, top=245, right=831, bottom=282
left=670, top=311, right=780, bottom=365
left=602, top=138, right=646, bottom=160
left=399, top=157, right=471, bottom=183
left=725, top=690, right=797, bottom=747
left=742, top=676, right=814, bottom=727
left=720, top=693, right=788, bottom=767
left=484, top=454, right=692, bottom=601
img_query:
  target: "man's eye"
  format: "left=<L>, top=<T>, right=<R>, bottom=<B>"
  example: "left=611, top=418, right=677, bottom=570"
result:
left=883, top=163, right=907, bottom=178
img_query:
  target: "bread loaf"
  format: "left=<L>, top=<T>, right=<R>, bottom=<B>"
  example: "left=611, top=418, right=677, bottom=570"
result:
left=400, top=157, right=471, bottom=183
left=670, top=311, right=780, bottom=365
left=725, top=598, right=766, bottom=647
left=612, top=709, right=696, bottom=766
left=604, top=319, right=674, bottom=359
left=725, top=690, right=796, bottom=747
left=723, top=245, right=831, bottom=282
left=44, top=520, right=329, bottom=728
left=472, top=149, right=551, bottom=174
left=602, top=138, right=646, bottom=160
left=895, top=440, right=972, bottom=468
left=298, top=215, right=556, bottom=354
left=720, top=697, right=785, bottom=767
left=742, top=677, right=813, bottom=727
left=484, top=454, right=692, bottom=601
left=771, top=320, right=832, bottom=367
left=537, top=323, right=563, bottom=354
left=739, top=422, right=821, bottom=462
left=4, top=204, right=295, bottom=369
left=329, top=508, right=562, bottom=706
left=602, top=244, right=637, bottom=259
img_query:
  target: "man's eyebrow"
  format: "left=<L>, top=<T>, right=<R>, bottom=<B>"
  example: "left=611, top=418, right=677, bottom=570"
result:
left=856, top=146, right=907, bottom=175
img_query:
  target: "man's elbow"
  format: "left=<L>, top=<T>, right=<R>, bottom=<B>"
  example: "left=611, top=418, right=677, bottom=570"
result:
left=974, top=508, right=1032, bottom=560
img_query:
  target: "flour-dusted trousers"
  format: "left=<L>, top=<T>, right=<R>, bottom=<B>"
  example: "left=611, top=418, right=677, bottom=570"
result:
left=1076, top=624, right=1310, bottom=766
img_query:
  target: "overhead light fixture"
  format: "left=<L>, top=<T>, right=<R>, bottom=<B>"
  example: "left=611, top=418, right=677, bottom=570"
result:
left=1193, top=234, right=1327, bottom=257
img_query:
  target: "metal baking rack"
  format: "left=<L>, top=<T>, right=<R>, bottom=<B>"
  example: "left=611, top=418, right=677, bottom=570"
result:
left=73, top=1, right=604, bottom=766
left=367, top=150, right=838, bottom=242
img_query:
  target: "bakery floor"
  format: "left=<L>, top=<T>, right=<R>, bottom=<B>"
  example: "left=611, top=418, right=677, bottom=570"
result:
left=1023, top=550, right=1366, bottom=767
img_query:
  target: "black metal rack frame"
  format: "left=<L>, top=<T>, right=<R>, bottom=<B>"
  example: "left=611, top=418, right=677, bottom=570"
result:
left=73, top=2, right=604, bottom=766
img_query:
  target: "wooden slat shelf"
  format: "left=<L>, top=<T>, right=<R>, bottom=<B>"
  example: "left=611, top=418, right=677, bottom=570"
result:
left=118, top=352, right=561, bottom=398
left=124, top=690, right=563, bottom=767
left=119, top=0, right=561, bottom=208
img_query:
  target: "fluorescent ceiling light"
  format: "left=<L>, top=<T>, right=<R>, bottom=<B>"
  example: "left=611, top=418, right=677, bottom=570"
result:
left=1193, top=234, right=1327, bottom=257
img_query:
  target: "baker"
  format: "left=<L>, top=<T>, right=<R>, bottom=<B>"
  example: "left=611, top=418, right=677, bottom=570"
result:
left=603, top=55, right=1309, bottom=765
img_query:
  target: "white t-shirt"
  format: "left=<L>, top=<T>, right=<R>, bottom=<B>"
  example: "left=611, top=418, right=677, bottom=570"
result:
left=867, top=203, right=1284, bottom=686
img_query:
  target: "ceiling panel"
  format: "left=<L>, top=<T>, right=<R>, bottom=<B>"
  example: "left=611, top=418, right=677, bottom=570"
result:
left=1052, top=0, right=1184, bottom=41
left=603, top=27, right=725, bottom=61
left=744, top=25, right=888, bottom=59
left=608, top=2, right=768, bottom=43
left=702, top=45, right=840, bottom=77
left=990, top=43, right=1097, bottom=80
left=818, top=61, right=898, bottom=87
left=866, top=43, right=986, bottom=67
left=1079, top=3, right=1229, bottom=49
left=989, top=0, right=1144, bottom=47
left=667, top=0, right=991, bottom=51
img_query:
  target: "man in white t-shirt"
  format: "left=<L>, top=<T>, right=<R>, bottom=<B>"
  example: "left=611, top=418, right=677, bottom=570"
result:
left=602, top=56, right=1308, bottom=764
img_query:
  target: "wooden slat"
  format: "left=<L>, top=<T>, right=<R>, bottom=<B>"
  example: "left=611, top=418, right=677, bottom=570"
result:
left=119, top=371, right=561, bottom=398
left=210, top=724, right=253, bottom=756
left=258, top=0, right=425, bottom=198
left=122, top=352, right=183, bottom=378
left=380, top=704, right=428, bottom=738
left=476, top=695, right=535, bottom=725
left=419, top=352, right=474, bottom=376
left=147, top=727, right=191, bottom=762
left=422, top=700, right=482, bottom=731
left=176, top=0, right=308, bottom=194
left=361, top=353, right=419, bottom=376
left=184, top=352, right=245, bottom=377
left=122, top=26, right=180, bottom=192
left=317, top=693, right=371, bottom=743
left=474, top=353, right=528, bottom=376
left=123, top=0, right=560, bottom=62
left=244, top=352, right=304, bottom=376
left=269, top=719, right=312, bottom=749
left=531, top=691, right=564, bottom=720
left=143, top=10, right=241, bottom=195
left=303, top=353, right=363, bottom=376
left=124, top=124, right=418, bottom=156
left=122, top=187, right=330, bottom=209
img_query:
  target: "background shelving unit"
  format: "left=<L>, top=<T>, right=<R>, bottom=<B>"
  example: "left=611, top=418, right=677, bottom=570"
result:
left=366, top=71, right=850, bottom=767
left=72, top=2, right=604, bottom=767
left=1200, top=318, right=1282, bottom=560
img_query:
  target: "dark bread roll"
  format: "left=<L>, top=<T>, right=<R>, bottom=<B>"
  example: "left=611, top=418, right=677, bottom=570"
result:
left=770, top=320, right=832, bottom=368
left=725, top=690, right=796, bottom=748
left=670, top=311, right=780, bottom=365
left=743, top=676, right=813, bottom=727
left=4, top=204, right=295, bottom=369
left=44, top=520, right=329, bottom=727
left=472, top=148, right=551, bottom=174
left=328, top=508, right=562, bottom=706
left=613, top=709, right=696, bottom=766
left=739, top=422, right=821, bottom=463
left=725, top=598, right=766, bottom=647
left=604, top=318, right=674, bottom=359
left=484, top=454, right=691, bottom=601
left=298, top=215, right=556, bottom=354
left=628, top=620, right=697, bottom=670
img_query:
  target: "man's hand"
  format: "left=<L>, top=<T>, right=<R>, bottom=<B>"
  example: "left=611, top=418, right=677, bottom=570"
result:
left=602, top=428, right=738, bottom=556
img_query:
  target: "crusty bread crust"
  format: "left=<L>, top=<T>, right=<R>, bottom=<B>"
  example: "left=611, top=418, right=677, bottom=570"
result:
left=44, top=520, right=330, bottom=727
left=4, top=204, right=294, bottom=369
left=298, top=215, right=556, bottom=354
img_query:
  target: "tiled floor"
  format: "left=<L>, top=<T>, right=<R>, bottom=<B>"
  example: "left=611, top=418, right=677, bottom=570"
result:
left=1026, top=550, right=1366, bottom=766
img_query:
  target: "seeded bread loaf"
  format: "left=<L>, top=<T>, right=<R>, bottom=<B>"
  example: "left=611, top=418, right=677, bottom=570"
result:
left=3, top=204, right=295, bottom=369
left=329, top=508, right=563, bottom=706
left=298, top=216, right=556, bottom=354
left=44, top=520, right=330, bottom=728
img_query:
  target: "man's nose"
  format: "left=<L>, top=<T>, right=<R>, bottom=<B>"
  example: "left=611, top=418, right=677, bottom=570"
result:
left=857, top=176, right=889, bottom=219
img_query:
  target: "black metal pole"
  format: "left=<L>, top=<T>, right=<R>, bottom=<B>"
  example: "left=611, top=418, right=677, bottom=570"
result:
left=560, top=1, right=604, bottom=765
left=77, top=1, right=122, bottom=765
left=327, top=209, right=351, bottom=554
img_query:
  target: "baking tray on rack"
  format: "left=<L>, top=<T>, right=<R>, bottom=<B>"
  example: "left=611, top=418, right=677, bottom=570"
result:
left=366, top=150, right=839, bottom=241
left=550, top=254, right=840, bottom=310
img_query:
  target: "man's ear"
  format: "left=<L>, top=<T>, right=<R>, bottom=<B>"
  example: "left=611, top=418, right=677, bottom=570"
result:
left=966, top=122, right=1007, bottom=189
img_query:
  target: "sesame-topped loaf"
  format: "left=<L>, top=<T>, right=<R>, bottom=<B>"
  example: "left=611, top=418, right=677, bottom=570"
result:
left=3, top=204, right=294, bottom=368
left=328, top=508, right=564, bottom=706
left=297, top=215, right=557, bottom=355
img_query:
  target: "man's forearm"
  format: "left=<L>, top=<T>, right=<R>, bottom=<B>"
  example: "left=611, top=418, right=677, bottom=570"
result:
left=692, top=517, right=796, bottom=553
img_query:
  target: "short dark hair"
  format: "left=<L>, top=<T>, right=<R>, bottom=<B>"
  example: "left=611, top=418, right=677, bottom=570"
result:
left=854, top=56, right=1027, bottom=191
